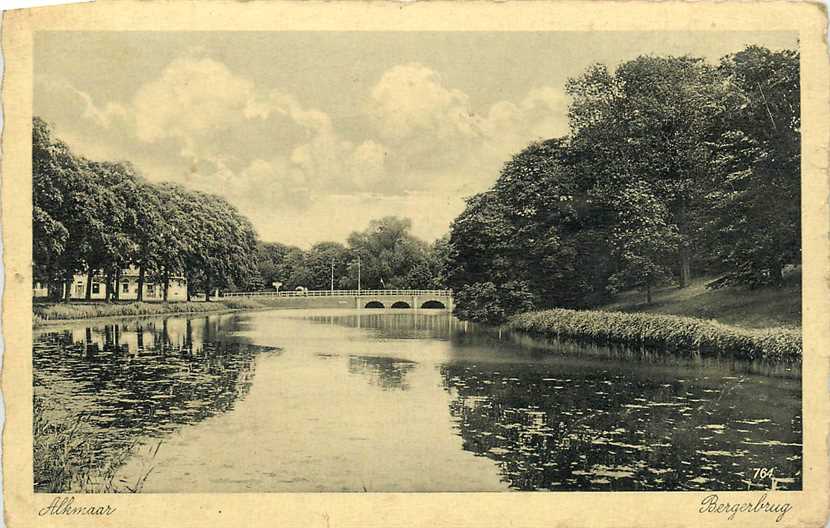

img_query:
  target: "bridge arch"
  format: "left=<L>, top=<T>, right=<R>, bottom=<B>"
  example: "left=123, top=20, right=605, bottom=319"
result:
left=420, top=299, right=446, bottom=309
left=364, top=300, right=385, bottom=309
left=390, top=301, right=411, bottom=309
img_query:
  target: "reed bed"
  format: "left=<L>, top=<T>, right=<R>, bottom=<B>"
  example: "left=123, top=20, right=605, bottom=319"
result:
left=507, top=308, right=802, bottom=362
left=33, top=397, right=158, bottom=493
left=32, top=297, right=287, bottom=325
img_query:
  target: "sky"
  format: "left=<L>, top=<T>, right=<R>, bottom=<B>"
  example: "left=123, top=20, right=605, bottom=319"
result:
left=34, top=31, right=797, bottom=248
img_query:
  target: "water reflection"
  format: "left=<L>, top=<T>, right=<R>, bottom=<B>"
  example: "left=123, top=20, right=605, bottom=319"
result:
left=440, top=362, right=802, bottom=490
left=308, top=311, right=803, bottom=491
left=348, top=355, right=417, bottom=390
left=34, top=310, right=802, bottom=492
left=305, top=311, right=458, bottom=339
left=33, top=315, right=280, bottom=492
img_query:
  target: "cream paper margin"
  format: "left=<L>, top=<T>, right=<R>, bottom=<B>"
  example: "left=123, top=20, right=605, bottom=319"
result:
left=2, top=2, right=828, bottom=527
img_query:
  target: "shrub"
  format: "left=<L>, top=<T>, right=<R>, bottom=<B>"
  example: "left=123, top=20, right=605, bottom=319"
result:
left=454, top=281, right=536, bottom=325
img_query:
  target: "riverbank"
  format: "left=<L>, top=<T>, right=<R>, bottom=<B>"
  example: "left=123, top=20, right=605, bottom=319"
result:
left=34, top=396, right=158, bottom=492
left=507, top=309, right=801, bottom=362
left=598, top=274, right=801, bottom=329
left=33, top=298, right=266, bottom=327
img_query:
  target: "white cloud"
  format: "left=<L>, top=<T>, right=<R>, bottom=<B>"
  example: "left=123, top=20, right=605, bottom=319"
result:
left=133, top=57, right=261, bottom=144
left=366, top=62, right=570, bottom=195
left=370, top=63, right=480, bottom=142
left=35, top=56, right=570, bottom=246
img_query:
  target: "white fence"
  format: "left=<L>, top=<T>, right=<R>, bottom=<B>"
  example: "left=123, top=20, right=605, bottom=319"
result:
left=221, top=289, right=453, bottom=298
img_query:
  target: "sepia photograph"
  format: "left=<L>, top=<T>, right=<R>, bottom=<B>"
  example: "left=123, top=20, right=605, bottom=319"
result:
left=26, top=28, right=806, bottom=496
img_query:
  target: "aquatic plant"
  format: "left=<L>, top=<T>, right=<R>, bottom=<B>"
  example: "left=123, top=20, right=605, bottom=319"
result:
left=507, top=309, right=801, bottom=362
left=33, top=397, right=159, bottom=493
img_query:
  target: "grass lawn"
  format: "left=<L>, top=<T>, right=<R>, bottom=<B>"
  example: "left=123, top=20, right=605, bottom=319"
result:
left=598, top=270, right=801, bottom=329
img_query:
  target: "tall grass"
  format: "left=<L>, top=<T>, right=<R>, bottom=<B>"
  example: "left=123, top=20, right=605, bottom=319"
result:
left=33, top=298, right=291, bottom=325
left=33, top=301, right=239, bottom=324
left=33, top=397, right=159, bottom=493
left=507, top=309, right=802, bottom=362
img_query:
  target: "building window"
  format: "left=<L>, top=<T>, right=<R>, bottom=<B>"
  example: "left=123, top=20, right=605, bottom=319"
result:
left=147, top=285, right=155, bottom=296
left=75, top=284, right=84, bottom=296
left=92, top=283, right=100, bottom=294
left=122, top=282, right=129, bottom=293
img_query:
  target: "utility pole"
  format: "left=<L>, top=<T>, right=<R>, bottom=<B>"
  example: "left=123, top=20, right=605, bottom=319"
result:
left=330, top=258, right=335, bottom=294
left=357, top=255, right=361, bottom=295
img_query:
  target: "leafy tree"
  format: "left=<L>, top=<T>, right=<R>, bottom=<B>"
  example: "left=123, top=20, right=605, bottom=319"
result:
left=703, top=46, right=800, bottom=286
left=401, top=235, right=451, bottom=289
left=567, top=55, right=724, bottom=287
left=607, top=183, right=680, bottom=303
left=33, top=119, right=120, bottom=302
left=446, top=139, right=615, bottom=320
left=32, top=118, right=72, bottom=299
left=453, top=281, right=536, bottom=325
left=86, top=161, right=142, bottom=300
left=302, top=242, right=350, bottom=291
left=33, top=117, right=259, bottom=303
left=343, top=216, right=430, bottom=289
left=445, top=191, right=514, bottom=290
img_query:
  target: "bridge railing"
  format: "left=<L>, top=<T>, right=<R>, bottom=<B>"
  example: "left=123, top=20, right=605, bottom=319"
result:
left=221, top=289, right=453, bottom=298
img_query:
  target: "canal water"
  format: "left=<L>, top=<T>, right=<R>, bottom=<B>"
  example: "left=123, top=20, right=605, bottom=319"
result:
left=33, top=309, right=802, bottom=492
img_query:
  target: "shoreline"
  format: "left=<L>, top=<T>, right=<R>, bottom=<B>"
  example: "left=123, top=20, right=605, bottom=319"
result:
left=33, top=301, right=802, bottom=364
left=32, top=300, right=264, bottom=329
left=33, top=307, right=241, bottom=329
left=506, top=308, right=802, bottom=364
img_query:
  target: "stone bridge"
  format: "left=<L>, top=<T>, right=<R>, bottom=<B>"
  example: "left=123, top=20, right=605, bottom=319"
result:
left=222, top=289, right=453, bottom=310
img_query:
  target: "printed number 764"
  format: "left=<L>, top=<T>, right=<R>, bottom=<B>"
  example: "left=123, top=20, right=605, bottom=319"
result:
left=753, top=467, right=776, bottom=480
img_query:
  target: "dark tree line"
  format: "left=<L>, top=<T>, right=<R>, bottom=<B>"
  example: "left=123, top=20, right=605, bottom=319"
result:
left=250, top=217, right=449, bottom=292
left=33, top=117, right=259, bottom=302
left=447, top=46, right=800, bottom=323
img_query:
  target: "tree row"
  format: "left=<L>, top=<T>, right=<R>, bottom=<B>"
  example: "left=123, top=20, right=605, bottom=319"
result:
left=34, top=117, right=259, bottom=302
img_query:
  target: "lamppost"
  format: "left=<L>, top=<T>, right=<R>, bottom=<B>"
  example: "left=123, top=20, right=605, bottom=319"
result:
left=357, top=255, right=361, bottom=295
left=330, top=258, right=335, bottom=294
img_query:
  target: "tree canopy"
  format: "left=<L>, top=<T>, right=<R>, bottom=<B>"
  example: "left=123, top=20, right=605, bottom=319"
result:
left=447, top=45, right=800, bottom=323
left=33, top=117, right=259, bottom=301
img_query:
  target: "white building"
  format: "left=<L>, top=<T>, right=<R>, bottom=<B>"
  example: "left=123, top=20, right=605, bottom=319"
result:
left=34, top=266, right=188, bottom=301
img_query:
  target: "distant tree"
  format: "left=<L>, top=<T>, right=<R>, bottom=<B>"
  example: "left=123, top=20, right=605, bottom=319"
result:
left=401, top=235, right=451, bottom=290
left=251, top=241, right=296, bottom=290
left=276, top=248, right=303, bottom=290
left=343, top=216, right=430, bottom=289
left=300, top=242, right=349, bottom=291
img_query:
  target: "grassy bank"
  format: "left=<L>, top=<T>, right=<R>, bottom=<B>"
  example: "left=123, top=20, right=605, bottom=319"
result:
left=507, top=309, right=801, bottom=362
left=598, top=273, right=801, bottom=329
left=33, top=298, right=265, bottom=326
left=33, top=397, right=158, bottom=493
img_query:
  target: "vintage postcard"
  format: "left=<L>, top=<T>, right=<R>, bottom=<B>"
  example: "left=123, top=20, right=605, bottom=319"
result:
left=2, top=1, right=828, bottom=527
